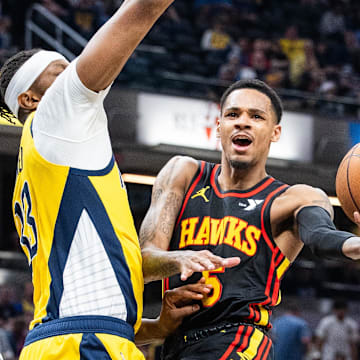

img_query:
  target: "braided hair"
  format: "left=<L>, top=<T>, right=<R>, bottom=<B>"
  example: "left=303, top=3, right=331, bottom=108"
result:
left=0, top=49, right=41, bottom=123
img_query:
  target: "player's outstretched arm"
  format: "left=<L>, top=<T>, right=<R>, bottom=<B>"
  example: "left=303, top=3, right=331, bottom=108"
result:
left=283, top=185, right=360, bottom=260
left=76, top=0, right=174, bottom=92
left=140, top=156, right=240, bottom=283
left=135, top=278, right=212, bottom=345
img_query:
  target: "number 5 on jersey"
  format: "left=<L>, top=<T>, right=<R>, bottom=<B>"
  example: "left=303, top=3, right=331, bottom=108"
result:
left=14, top=181, right=38, bottom=265
left=202, top=267, right=225, bottom=307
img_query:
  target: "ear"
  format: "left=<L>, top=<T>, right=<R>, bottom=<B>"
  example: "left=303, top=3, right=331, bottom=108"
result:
left=17, top=90, right=40, bottom=112
left=271, top=124, right=281, bottom=143
left=216, top=119, right=221, bottom=139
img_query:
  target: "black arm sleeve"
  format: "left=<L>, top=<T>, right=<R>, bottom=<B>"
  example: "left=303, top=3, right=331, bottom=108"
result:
left=296, top=206, right=353, bottom=260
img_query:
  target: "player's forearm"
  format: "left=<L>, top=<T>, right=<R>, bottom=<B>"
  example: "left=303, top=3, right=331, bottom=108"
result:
left=135, top=318, right=165, bottom=345
left=142, top=246, right=180, bottom=283
left=296, top=206, right=355, bottom=260
left=342, top=237, right=360, bottom=260
left=118, top=0, right=175, bottom=24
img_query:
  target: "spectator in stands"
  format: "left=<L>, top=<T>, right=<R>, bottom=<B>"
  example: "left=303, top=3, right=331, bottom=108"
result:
left=0, top=316, right=15, bottom=360
left=315, top=299, right=359, bottom=360
left=279, top=25, right=307, bottom=87
left=40, top=0, right=69, bottom=19
left=217, top=54, right=240, bottom=82
left=201, top=19, right=232, bottom=51
left=0, top=286, right=22, bottom=321
left=272, top=300, right=311, bottom=360
left=248, top=48, right=269, bottom=80
left=5, top=0, right=34, bottom=49
left=297, top=40, right=320, bottom=92
left=227, top=36, right=252, bottom=65
left=0, top=16, right=13, bottom=65
left=68, top=0, right=108, bottom=39
left=11, top=316, right=28, bottom=357
left=319, top=4, right=346, bottom=41
left=20, top=282, right=33, bottom=315
left=265, top=40, right=289, bottom=88
left=0, top=16, right=12, bottom=50
left=344, top=31, right=360, bottom=76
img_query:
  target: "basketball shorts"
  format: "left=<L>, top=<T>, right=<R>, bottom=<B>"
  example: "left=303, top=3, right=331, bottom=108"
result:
left=19, top=316, right=145, bottom=360
left=162, top=322, right=274, bottom=360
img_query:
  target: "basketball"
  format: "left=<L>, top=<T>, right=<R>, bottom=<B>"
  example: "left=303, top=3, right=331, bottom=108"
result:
left=335, top=143, right=360, bottom=222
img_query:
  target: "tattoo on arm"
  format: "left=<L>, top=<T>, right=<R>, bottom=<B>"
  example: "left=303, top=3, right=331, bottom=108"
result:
left=139, top=157, right=185, bottom=247
left=139, top=216, right=155, bottom=247
left=159, top=192, right=182, bottom=236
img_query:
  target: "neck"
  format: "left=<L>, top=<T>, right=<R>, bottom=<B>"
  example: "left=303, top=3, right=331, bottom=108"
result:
left=218, top=160, right=268, bottom=191
left=18, top=109, right=34, bottom=124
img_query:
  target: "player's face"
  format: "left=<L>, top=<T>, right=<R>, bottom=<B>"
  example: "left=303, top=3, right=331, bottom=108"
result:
left=218, top=88, right=281, bottom=170
left=32, top=59, right=69, bottom=97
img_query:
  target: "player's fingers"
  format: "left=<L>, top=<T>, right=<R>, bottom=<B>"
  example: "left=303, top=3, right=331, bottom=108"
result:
left=193, top=256, right=216, bottom=271
left=222, top=257, right=241, bottom=268
left=198, top=251, right=240, bottom=269
left=179, top=282, right=212, bottom=295
left=197, top=251, right=226, bottom=267
left=180, top=268, right=195, bottom=281
left=354, top=211, right=360, bottom=224
left=172, top=304, right=200, bottom=319
left=167, top=288, right=205, bottom=305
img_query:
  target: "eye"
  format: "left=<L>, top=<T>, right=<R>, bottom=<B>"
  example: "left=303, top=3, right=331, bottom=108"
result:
left=252, top=114, right=264, bottom=120
left=225, top=112, right=237, bottom=118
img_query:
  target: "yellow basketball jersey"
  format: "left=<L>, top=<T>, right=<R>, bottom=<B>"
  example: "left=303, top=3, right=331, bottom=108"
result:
left=12, top=113, right=143, bottom=336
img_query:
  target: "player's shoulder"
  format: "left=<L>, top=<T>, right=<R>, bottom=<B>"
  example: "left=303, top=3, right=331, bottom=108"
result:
left=165, top=155, right=199, bottom=176
left=282, top=184, right=329, bottom=202
left=271, top=183, right=332, bottom=220
left=156, top=156, right=200, bottom=192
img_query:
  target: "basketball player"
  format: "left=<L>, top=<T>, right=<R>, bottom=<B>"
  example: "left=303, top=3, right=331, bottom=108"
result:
left=0, top=0, right=234, bottom=358
left=139, top=79, right=360, bottom=359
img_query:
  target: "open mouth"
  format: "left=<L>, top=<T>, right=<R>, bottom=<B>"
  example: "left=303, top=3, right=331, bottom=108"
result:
left=232, top=134, right=253, bottom=151
left=233, top=138, right=252, bottom=147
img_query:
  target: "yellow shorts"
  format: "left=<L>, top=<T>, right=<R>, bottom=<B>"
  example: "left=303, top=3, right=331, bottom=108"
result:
left=20, top=316, right=145, bottom=360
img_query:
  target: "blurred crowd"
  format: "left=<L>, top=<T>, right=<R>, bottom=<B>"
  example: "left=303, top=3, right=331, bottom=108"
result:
left=0, top=0, right=359, bottom=105
left=0, top=281, right=33, bottom=360
left=198, top=0, right=360, bottom=103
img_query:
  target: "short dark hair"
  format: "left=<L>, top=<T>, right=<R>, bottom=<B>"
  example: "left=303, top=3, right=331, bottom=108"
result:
left=0, top=48, right=41, bottom=118
left=220, top=79, right=283, bottom=123
left=333, top=299, right=348, bottom=310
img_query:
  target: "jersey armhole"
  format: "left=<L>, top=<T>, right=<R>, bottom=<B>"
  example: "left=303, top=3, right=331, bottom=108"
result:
left=261, top=184, right=290, bottom=251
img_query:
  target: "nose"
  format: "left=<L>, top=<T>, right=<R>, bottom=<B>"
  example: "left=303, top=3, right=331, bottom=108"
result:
left=235, top=112, right=252, bottom=128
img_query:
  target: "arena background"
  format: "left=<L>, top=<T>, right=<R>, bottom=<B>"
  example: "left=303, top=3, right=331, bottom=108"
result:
left=0, top=0, right=359, bottom=358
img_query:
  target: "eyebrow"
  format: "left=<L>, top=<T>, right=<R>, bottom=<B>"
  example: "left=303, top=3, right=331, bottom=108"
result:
left=224, top=107, right=268, bottom=115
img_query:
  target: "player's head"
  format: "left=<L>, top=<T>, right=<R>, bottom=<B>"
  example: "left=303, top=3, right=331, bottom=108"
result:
left=220, top=79, right=283, bottom=123
left=217, top=79, right=283, bottom=171
left=0, top=49, right=69, bottom=124
left=333, top=299, right=348, bottom=320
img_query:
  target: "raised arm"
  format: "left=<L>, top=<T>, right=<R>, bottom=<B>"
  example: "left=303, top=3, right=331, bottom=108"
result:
left=140, top=156, right=240, bottom=283
left=77, top=0, right=174, bottom=91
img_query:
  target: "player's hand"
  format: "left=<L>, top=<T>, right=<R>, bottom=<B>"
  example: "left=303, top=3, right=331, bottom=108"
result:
left=172, top=249, right=240, bottom=281
left=341, top=212, right=360, bottom=260
left=157, top=277, right=212, bottom=337
left=354, top=211, right=360, bottom=226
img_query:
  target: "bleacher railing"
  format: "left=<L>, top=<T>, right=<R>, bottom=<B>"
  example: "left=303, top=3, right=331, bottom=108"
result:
left=25, top=3, right=87, bottom=60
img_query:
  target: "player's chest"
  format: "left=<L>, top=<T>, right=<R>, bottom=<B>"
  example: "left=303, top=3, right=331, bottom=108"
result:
left=175, top=194, right=264, bottom=257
